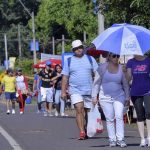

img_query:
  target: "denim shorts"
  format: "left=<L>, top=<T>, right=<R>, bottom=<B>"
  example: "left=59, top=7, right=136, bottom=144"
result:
left=5, top=92, right=16, bottom=100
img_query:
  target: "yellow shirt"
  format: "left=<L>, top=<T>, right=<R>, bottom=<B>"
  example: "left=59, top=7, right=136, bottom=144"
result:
left=1, top=75, right=16, bottom=92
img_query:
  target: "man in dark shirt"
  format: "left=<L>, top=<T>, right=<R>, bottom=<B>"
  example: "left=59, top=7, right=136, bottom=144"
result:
left=38, top=61, right=54, bottom=116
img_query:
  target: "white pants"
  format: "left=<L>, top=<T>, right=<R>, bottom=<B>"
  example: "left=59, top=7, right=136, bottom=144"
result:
left=100, top=100, right=124, bottom=141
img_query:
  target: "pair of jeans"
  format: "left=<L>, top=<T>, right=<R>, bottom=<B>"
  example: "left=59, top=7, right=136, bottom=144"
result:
left=55, top=90, right=65, bottom=114
left=131, top=94, right=150, bottom=121
left=100, top=100, right=124, bottom=141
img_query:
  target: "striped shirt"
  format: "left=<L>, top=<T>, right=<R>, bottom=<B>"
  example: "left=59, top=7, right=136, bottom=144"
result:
left=62, top=54, right=98, bottom=95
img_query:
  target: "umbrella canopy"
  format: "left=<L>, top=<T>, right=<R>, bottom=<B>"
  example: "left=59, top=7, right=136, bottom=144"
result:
left=86, top=49, right=107, bottom=58
left=85, top=43, right=108, bottom=58
left=33, top=59, right=61, bottom=69
left=92, top=23, right=150, bottom=55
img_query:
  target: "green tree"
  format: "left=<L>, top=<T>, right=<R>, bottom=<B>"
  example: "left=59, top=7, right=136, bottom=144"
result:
left=103, top=0, right=150, bottom=29
left=35, top=0, right=97, bottom=52
left=0, top=0, right=41, bottom=62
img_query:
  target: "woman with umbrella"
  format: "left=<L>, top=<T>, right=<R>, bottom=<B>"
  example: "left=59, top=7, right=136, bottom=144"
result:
left=92, top=23, right=150, bottom=147
left=126, top=54, right=150, bottom=147
left=92, top=52, right=130, bottom=147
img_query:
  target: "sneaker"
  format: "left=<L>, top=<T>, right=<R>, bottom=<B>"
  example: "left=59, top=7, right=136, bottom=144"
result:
left=147, top=138, right=150, bottom=147
left=55, top=111, right=59, bottom=117
left=109, top=141, right=116, bottom=147
left=20, top=111, right=23, bottom=115
left=12, top=109, right=15, bottom=114
left=78, top=131, right=86, bottom=140
left=140, top=139, right=147, bottom=147
left=117, top=140, right=127, bottom=147
left=43, top=112, right=48, bottom=117
left=6, top=110, right=10, bottom=114
left=36, top=110, right=40, bottom=114
left=48, top=112, right=53, bottom=117
left=61, top=112, right=68, bottom=117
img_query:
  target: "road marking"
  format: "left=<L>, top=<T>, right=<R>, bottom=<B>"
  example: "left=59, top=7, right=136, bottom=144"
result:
left=0, top=126, right=23, bottom=150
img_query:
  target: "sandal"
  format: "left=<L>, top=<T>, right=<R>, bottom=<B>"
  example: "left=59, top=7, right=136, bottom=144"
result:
left=78, top=132, right=86, bottom=140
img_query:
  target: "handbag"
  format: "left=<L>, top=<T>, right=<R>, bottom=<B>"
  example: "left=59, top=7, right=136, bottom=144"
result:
left=87, top=105, right=103, bottom=137
left=25, top=96, right=32, bottom=104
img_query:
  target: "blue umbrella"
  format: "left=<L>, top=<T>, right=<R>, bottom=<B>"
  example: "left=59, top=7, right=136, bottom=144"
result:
left=92, top=23, right=150, bottom=55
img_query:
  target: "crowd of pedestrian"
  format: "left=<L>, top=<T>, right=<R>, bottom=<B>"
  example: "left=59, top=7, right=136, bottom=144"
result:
left=0, top=39, right=150, bottom=148
left=61, top=39, right=150, bottom=147
left=0, top=64, right=69, bottom=117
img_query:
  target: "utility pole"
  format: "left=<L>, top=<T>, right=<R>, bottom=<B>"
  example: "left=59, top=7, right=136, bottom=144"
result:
left=98, top=0, right=104, bottom=34
left=83, top=31, right=87, bottom=43
left=62, top=34, right=65, bottom=54
left=32, top=11, right=37, bottom=65
left=18, top=24, right=22, bottom=58
left=93, top=0, right=105, bottom=63
left=4, top=34, right=8, bottom=70
left=18, top=0, right=37, bottom=66
left=52, top=36, right=55, bottom=55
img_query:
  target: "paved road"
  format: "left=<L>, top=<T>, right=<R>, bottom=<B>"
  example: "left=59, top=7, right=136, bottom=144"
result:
left=0, top=102, right=148, bottom=150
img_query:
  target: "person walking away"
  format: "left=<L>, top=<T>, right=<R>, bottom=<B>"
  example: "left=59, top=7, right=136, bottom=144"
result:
left=33, top=70, right=42, bottom=113
left=92, top=53, right=130, bottom=147
left=16, top=68, right=28, bottom=114
left=51, top=64, right=68, bottom=117
left=1, top=69, right=16, bottom=114
left=126, top=55, right=150, bottom=147
left=61, top=39, right=98, bottom=140
left=38, top=61, right=54, bottom=116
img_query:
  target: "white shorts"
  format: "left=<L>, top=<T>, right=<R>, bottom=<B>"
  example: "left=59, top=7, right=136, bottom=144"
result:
left=40, top=87, right=53, bottom=103
left=70, top=94, right=92, bottom=108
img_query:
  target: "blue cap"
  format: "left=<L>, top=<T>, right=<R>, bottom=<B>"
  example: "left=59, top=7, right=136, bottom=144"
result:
left=46, top=60, right=52, bottom=66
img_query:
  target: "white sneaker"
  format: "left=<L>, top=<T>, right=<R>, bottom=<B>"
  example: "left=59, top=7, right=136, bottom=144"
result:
left=20, top=111, right=23, bottom=115
left=147, top=138, right=150, bottom=147
left=48, top=112, right=53, bottom=117
left=61, top=113, right=68, bottom=117
left=6, top=110, right=10, bottom=114
left=117, top=140, right=127, bottom=147
left=55, top=111, right=59, bottom=117
left=140, top=139, right=147, bottom=147
left=109, top=141, right=116, bottom=147
left=36, top=110, right=40, bottom=114
left=12, top=109, right=15, bottom=114
left=43, top=112, right=48, bottom=117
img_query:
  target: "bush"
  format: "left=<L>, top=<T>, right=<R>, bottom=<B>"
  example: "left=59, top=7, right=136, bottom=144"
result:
left=15, top=58, right=34, bottom=76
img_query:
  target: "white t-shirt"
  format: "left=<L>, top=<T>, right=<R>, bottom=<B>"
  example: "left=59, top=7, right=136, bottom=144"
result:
left=16, top=75, right=26, bottom=90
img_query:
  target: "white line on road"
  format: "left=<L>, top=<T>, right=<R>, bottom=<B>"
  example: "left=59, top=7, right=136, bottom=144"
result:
left=0, top=125, right=23, bottom=150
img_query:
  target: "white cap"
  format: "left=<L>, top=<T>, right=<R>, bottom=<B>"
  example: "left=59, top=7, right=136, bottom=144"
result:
left=72, top=40, right=83, bottom=48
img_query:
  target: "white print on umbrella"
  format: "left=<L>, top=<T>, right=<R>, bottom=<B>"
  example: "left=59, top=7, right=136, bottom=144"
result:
left=121, top=28, right=143, bottom=55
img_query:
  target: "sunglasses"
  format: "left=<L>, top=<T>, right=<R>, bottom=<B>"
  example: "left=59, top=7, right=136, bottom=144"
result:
left=73, top=45, right=84, bottom=51
left=110, top=54, right=120, bottom=58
